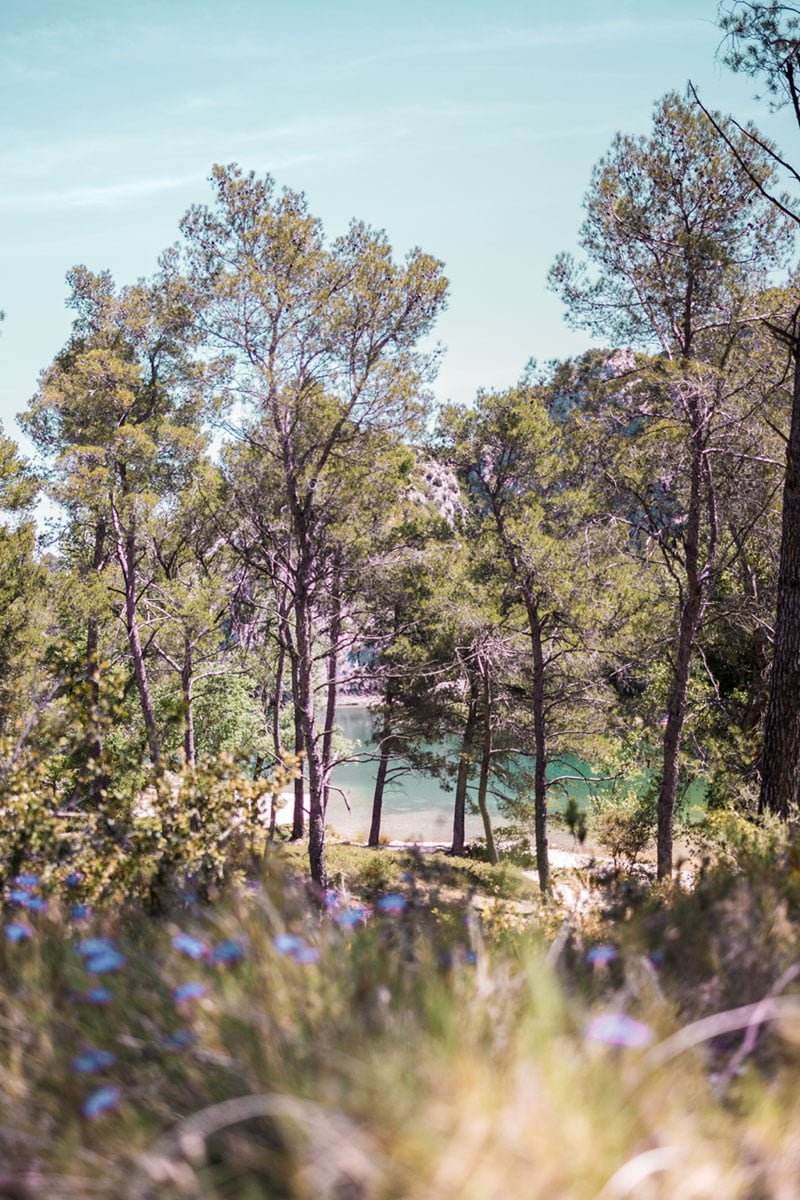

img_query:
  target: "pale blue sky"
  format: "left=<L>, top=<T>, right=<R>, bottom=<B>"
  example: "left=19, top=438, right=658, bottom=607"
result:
left=0, top=1, right=794, bottom=444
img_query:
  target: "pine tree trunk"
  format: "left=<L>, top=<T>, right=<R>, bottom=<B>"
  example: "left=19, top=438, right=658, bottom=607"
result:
left=181, top=633, right=195, bottom=768
left=290, top=650, right=305, bottom=839
left=477, top=674, right=497, bottom=864
left=112, top=504, right=160, bottom=767
left=657, top=595, right=700, bottom=878
left=294, top=554, right=325, bottom=887
left=760, top=349, right=800, bottom=818
left=268, top=641, right=285, bottom=839
left=369, top=701, right=393, bottom=847
left=452, top=678, right=479, bottom=855
left=656, top=412, right=711, bottom=879
left=528, top=604, right=549, bottom=894
left=320, top=564, right=343, bottom=813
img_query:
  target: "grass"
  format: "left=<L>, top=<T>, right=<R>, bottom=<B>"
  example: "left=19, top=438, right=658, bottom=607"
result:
left=2, top=833, right=800, bottom=1197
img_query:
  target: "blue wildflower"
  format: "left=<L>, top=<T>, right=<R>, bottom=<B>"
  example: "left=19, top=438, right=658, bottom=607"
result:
left=294, top=945, right=320, bottom=965
left=71, top=904, right=91, bottom=921
left=334, top=906, right=370, bottom=928
left=162, top=1029, right=195, bottom=1049
left=83, top=987, right=112, bottom=1005
left=82, top=1086, right=120, bottom=1118
left=8, top=890, right=35, bottom=905
left=173, top=981, right=206, bottom=1003
left=586, top=1014, right=653, bottom=1049
left=65, top=873, right=82, bottom=888
left=84, top=949, right=125, bottom=974
left=323, top=889, right=339, bottom=911
left=71, top=1048, right=115, bottom=1074
left=212, top=939, right=245, bottom=964
left=376, top=893, right=407, bottom=914
left=171, top=933, right=209, bottom=960
left=14, top=874, right=39, bottom=890
left=273, top=933, right=304, bottom=956
left=78, top=938, right=116, bottom=958
left=5, top=922, right=33, bottom=943
left=586, top=945, right=617, bottom=967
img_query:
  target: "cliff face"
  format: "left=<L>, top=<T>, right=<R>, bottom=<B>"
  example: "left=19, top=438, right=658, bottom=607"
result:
left=411, top=459, right=464, bottom=526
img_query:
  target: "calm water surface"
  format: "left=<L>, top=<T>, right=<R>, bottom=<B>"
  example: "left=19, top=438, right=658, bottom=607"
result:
left=325, top=705, right=593, bottom=843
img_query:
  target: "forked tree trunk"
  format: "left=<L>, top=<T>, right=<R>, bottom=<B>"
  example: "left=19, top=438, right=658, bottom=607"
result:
left=760, top=348, right=800, bottom=818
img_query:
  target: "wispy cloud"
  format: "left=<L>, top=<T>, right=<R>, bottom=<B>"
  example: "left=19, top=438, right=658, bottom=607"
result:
left=339, top=17, right=705, bottom=71
left=0, top=173, right=202, bottom=214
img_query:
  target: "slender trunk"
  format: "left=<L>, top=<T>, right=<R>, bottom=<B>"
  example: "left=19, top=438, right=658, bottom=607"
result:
left=295, top=552, right=325, bottom=886
left=760, top=348, right=800, bottom=817
left=181, top=633, right=195, bottom=768
left=112, top=504, right=160, bottom=766
left=477, top=673, right=497, bottom=864
left=272, top=642, right=285, bottom=758
left=290, top=649, right=305, bottom=839
left=452, top=677, right=479, bottom=855
left=369, top=699, right=394, bottom=847
left=320, top=564, right=343, bottom=813
left=657, top=414, right=711, bottom=879
left=76, top=516, right=108, bottom=804
left=528, top=602, right=549, bottom=894
left=657, top=595, right=700, bottom=877
left=268, top=642, right=286, bottom=839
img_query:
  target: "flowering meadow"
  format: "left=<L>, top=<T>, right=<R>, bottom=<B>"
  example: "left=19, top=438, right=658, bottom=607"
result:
left=0, top=829, right=799, bottom=1200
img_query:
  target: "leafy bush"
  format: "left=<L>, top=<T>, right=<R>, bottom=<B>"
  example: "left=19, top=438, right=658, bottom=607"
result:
left=591, top=779, right=658, bottom=868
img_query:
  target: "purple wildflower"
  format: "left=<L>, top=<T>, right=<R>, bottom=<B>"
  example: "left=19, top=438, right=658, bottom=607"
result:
left=586, top=1014, right=653, bottom=1049
left=323, top=889, right=339, bottom=911
left=171, top=933, right=209, bottom=960
left=173, top=981, right=206, bottom=1003
left=586, top=945, right=618, bottom=967
left=82, top=1086, right=120, bottom=1119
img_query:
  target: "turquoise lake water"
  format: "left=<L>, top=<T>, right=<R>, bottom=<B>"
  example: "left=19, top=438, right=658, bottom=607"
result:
left=325, top=705, right=595, bottom=843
